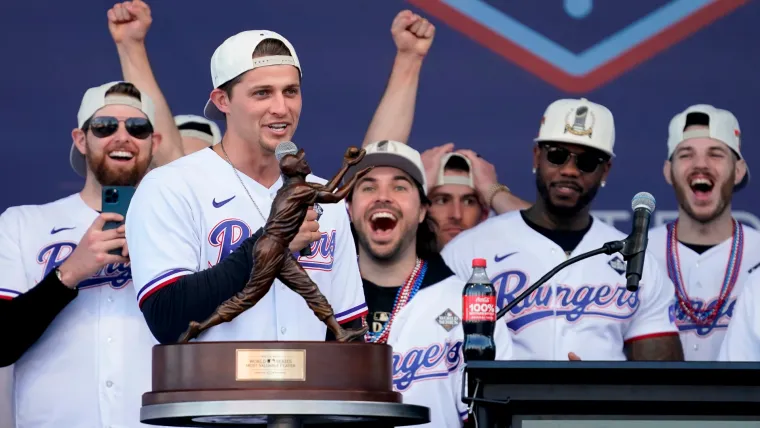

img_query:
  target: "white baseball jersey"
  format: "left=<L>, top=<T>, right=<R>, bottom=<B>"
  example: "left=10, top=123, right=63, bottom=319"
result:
left=0, top=193, right=158, bottom=428
left=718, top=270, right=760, bottom=361
left=125, top=148, right=367, bottom=342
left=648, top=223, right=760, bottom=360
left=442, top=211, right=679, bottom=361
left=382, top=274, right=513, bottom=428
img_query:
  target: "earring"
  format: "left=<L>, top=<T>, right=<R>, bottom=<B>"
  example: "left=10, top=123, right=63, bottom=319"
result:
left=532, top=167, right=536, bottom=174
left=601, top=181, right=606, bottom=188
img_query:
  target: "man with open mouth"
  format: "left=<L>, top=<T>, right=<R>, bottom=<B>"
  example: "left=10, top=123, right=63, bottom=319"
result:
left=345, top=140, right=513, bottom=428
left=647, top=104, right=760, bottom=361
left=442, top=98, right=684, bottom=362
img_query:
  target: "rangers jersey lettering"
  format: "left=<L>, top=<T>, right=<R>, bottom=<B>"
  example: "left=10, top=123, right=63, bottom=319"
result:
left=718, top=271, right=760, bottom=361
left=648, top=224, right=760, bottom=360
left=0, top=193, right=158, bottom=428
left=442, top=211, right=678, bottom=361
left=125, top=148, right=367, bottom=342
left=380, top=274, right=512, bottom=427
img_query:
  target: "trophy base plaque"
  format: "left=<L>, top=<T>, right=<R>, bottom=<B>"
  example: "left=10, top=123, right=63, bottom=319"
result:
left=141, top=341, right=430, bottom=427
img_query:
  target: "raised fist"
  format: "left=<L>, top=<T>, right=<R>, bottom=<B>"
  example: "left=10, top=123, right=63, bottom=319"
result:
left=391, top=10, right=436, bottom=58
left=107, top=0, right=152, bottom=45
left=343, top=147, right=366, bottom=166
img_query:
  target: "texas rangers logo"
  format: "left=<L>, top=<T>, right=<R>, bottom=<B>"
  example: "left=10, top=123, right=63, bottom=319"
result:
left=298, top=229, right=337, bottom=271
left=208, top=218, right=253, bottom=266
left=492, top=269, right=640, bottom=332
left=37, top=242, right=131, bottom=290
left=409, top=0, right=747, bottom=91
left=671, top=298, right=736, bottom=336
left=392, top=340, right=463, bottom=391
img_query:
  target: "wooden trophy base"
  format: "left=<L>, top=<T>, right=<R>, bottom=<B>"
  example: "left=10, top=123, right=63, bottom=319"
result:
left=141, top=341, right=429, bottom=427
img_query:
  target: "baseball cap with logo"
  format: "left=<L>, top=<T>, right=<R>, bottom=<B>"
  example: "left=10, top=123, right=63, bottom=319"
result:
left=534, top=97, right=615, bottom=158
left=175, top=114, right=222, bottom=145
left=71, top=81, right=156, bottom=177
left=347, top=140, right=428, bottom=194
left=204, top=30, right=302, bottom=120
left=667, top=104, right=748, bottom=189
left=434, top=153, right=475, bottom=189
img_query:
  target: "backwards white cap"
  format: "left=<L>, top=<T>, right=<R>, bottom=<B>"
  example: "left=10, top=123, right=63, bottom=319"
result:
left=71, top=81, right=156, bottom=177
left=534, top=97, right=615, bottom=157
left=667, top=104, right=748, bottom=189
left=204, top=30, right=301, bottom=120
left=175, top=114, right=222, bottom=145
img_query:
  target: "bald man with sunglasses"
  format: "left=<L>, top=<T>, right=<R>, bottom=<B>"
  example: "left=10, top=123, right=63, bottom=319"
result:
left=442, top=98, right=683, bottom=362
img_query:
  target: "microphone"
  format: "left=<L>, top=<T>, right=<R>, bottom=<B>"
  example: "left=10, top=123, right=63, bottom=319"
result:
left=622, top=192, right=656, bottom=292
left=274, top=141, right=316, bottom=257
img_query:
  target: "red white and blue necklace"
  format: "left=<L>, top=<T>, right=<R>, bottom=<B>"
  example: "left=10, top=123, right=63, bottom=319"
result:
left=365, top=258, right=428, bottom=344
left=666, top=218, right=744, bottom=325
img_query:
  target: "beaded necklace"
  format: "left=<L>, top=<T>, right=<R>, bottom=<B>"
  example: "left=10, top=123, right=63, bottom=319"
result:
left=365, top=258, right=427, bottom=344
left=666, top=218, right=743, bottom=326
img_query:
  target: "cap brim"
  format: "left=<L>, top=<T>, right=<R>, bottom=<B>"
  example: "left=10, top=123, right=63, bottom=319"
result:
left=346, top=153, right=427, bottom=194
left=203, top=99, right=226, bottom=121
left=69, top=143, right=87, bottom=177
left=534, top=136, right=615, bottom=158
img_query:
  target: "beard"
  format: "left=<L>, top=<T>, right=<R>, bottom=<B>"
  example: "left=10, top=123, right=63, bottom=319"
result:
left=86, top=140, right=152, bottom=187
left=535, top=167, right=600, bottom=218
left=673, top=171, right=734, bottom=224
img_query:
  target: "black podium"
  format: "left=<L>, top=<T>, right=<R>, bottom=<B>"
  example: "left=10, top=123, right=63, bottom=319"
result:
left=462, top=361, right=760, bottom=428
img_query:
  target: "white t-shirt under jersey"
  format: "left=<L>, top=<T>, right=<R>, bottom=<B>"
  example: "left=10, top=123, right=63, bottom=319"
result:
left=442, top=211, right=679, bottom=361
left=648, top=222, right=760, bottom=360
left=0, top=193, right=157, bottom=428
left=125, top=148, right=367, bottom=342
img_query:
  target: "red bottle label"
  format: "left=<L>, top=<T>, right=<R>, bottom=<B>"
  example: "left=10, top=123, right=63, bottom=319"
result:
left=463, top=295, right=496, bottom=322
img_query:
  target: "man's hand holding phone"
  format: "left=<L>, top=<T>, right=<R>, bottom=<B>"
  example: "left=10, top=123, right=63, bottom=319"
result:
left=56, top=213, right=130, bottom=289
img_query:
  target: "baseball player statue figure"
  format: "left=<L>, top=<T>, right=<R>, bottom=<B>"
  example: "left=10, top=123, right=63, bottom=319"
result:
left=178, top=143, right=372, bottom=343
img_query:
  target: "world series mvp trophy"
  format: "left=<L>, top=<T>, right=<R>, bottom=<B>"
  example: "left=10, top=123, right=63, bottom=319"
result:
left=140, top=143, right=430, bottom=427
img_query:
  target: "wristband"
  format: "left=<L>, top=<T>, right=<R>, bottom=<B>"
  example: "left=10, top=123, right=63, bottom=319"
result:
left=485, top=183, right=511, bottom=208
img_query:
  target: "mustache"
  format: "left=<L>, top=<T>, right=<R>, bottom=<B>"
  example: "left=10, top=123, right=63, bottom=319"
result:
left=550, top=180, right=583, bottom=191
left=365, top=202, right=403, bottom=219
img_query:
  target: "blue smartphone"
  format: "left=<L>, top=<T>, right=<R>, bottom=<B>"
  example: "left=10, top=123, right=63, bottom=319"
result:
left=102, top=186, right=136, bottom=255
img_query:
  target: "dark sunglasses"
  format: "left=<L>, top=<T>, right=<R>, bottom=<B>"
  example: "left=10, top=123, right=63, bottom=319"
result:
left=543, top=145, right=607, bottom=173
left=85, top=116, right=154, bottom=140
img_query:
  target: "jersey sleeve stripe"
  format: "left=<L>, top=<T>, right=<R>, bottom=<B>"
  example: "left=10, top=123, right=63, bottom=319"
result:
left=335, top=302, right=368, bottom=323
left=460, top=410, right=469, bottom=420
left=0, top=288, right=21, bottom=300
left=624, top=331, right=679, bottom=344
left=137, top=269, right=193, bottom=306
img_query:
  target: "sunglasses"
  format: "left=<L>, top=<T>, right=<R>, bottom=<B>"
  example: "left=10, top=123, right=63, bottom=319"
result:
left=85, top=116, right=154, bottom=140
left=543, top=145, right=606, bottom=173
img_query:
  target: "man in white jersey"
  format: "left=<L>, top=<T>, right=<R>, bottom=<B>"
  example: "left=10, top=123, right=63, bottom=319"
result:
left=345, top=140, right=513, bottom=427
left=647, top=104, right=760, bottom=361
left=718, top=270, right=760, bottom=361
left=0, top=81, right=163, bottom=428
left=125, top=28, right=367, bottom=344
left=442, top=98, right=683, bottom=361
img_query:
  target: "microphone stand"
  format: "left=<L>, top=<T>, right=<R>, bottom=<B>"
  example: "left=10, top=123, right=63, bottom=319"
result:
left=495, top=240, right=625, bottom=322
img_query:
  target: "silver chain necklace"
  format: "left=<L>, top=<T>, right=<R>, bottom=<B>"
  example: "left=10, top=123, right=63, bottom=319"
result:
left=219, top=141, right=267, bottom=221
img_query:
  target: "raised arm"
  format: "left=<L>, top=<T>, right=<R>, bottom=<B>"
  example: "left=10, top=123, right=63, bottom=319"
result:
left=107, top=0, right=184, bottom=167
left=317, top=167, right=373, bottom=204
left=362, top=10, right=435, bottom=147
left=321, top=147, right=367, bottom=193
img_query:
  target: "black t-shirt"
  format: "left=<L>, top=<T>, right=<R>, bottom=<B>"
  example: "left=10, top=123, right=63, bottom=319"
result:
left=362, top=253, right=456, bottom=336
left=520, top=211, right=592, bottom=254
left=681, top=242, right=714, bottom=255
left=364, top=282, right=399, bottom=335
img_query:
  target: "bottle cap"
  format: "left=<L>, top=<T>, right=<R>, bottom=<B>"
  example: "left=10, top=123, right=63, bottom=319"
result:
left=472, top=258, right=487, bottom=268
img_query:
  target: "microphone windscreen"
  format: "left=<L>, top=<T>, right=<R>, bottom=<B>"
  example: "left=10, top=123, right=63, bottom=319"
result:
left=275, top=141, right=298, bottom=162
left=631, top=192, right=656, bottom=213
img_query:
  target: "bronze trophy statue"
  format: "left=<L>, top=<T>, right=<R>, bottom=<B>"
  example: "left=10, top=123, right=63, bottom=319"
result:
left=177, top=143, right=372, bottom=343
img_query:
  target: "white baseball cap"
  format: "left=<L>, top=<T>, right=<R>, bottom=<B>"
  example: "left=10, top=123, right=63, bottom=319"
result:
left=347, top=140, right=428, bottom=195
left=534, top=97, right=615, bottom=157
left=71, top=81, right=156, bottom=177
left=434, top=153, right=475, bottom=188
left=175, top=114, right=222, bottom=145
left=204, top=30, right=302, bottom=120
left=667, top=104, right=748, bottom=189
